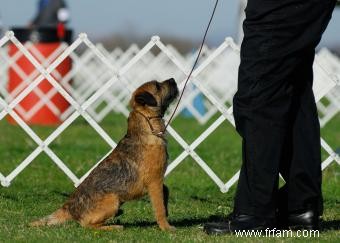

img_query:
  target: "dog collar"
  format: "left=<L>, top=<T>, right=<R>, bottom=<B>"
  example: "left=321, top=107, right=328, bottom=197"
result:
left=135, top=110, right=165, bottom=138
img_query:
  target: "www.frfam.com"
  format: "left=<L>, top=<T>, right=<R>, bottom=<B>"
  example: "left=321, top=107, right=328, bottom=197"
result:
left=235, top=228, right=320, bottom=238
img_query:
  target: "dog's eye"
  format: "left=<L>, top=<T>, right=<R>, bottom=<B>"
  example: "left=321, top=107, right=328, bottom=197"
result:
left=155, top=83, right=161, bottom=91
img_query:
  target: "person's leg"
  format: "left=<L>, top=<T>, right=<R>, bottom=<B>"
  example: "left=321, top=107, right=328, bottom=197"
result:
left=288, top=52, right=323, bottom=212
left=234, top=0, right=336, bottom=218
left=234, top=0, right=335, bottom=217
left=204, top=0, right=336, bottom=234
left=277, top=47, right=323, bottom=227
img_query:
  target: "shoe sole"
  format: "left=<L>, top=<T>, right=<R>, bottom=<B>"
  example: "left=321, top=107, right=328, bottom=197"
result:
left=289, top=225, right=318, bottom=231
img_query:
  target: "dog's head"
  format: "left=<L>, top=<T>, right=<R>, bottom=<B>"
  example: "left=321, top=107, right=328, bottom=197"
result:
left=130, top=78, right=179, bottom=116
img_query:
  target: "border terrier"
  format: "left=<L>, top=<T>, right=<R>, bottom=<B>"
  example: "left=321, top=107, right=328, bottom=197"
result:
left=30, top=78, right=179, bottom=231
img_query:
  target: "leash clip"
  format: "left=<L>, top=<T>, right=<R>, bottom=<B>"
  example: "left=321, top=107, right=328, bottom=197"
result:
left=152, top=131, right=165, bottom=137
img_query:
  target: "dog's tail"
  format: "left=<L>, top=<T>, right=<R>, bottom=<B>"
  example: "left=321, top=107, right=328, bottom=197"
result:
left=29, top=207, right=72, bottom=227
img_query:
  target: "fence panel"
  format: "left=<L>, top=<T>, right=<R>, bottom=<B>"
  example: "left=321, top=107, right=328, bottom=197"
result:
left=0, top=32, right=339, bottom=191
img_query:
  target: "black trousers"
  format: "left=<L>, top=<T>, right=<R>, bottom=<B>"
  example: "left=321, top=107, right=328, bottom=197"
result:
left=233, top=0, right=336, bottom=218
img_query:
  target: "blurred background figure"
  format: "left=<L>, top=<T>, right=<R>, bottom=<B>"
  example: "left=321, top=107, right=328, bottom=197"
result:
left=30, top=0, right=69, bottom=28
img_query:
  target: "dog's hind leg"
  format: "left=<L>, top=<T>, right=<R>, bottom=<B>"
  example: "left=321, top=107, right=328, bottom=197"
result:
left=80, top=193, right=123, bottom=230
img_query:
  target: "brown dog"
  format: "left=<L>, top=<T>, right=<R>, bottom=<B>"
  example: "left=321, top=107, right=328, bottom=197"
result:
left=30, top=78, right=178, bottom=231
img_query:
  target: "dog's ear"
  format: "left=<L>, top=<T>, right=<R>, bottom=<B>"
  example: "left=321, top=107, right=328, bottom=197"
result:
left=135, top=91, right=157, bottom=106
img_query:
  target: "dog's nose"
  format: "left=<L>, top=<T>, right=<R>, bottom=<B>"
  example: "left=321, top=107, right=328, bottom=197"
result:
left=168, top=78, right=176, bottom=85
left=164, top=78, right=175, bottom=85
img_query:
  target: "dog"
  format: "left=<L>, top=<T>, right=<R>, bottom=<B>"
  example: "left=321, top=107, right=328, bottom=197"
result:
left=30, top=78, right=179, bottom=231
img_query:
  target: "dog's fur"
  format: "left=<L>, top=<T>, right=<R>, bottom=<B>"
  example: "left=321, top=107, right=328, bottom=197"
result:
left=30, top=78, right=179, bottom=231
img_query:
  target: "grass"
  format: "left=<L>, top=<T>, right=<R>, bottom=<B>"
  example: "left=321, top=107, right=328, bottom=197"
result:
left=0, top=112, right=339, bottom=242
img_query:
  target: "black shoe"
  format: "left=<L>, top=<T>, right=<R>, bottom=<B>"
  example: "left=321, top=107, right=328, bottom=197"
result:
left=203, top=214, right=276, bottom=235
left=287, top=210, right=320, bottom=230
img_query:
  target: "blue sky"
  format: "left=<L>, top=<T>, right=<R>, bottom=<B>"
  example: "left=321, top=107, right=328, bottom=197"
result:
left=1, top=0, right=339, bottom=47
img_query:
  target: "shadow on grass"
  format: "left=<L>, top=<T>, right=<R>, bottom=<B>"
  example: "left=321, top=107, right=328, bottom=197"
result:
left=115, top=216, right=340, bottom=232
left=118, top=214, right=229, bottom=229
left=320, top=219, right=340, bottom=231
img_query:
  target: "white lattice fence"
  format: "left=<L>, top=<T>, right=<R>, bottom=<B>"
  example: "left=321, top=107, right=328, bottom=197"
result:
left=0, top=31, right=339, bottom=192
left=1, top=38, right=340, bottom=128
left=316, top=48, right=340, bottom=127
left=82, top=44, right=218, bottom=124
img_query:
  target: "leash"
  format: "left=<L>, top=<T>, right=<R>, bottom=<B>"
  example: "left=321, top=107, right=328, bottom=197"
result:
left=164, top=0, right=219, bottom=132
left=135, top=110, right=164, bottom=137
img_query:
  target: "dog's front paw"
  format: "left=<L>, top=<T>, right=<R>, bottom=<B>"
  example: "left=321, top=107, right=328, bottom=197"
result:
left=160, top=224, right=176, bottom=232
left=166, top=225, right=176, bottom=232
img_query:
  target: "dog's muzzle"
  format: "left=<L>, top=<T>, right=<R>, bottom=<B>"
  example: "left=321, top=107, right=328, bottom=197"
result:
left=160, top=79, right=179, bottom=115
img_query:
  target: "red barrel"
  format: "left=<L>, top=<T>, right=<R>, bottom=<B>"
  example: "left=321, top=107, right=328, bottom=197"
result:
left=7, top=27, right=72, bottom=125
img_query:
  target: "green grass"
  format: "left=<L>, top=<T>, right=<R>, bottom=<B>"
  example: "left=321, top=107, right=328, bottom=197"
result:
left=0, top=113, right=339, bottom=242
